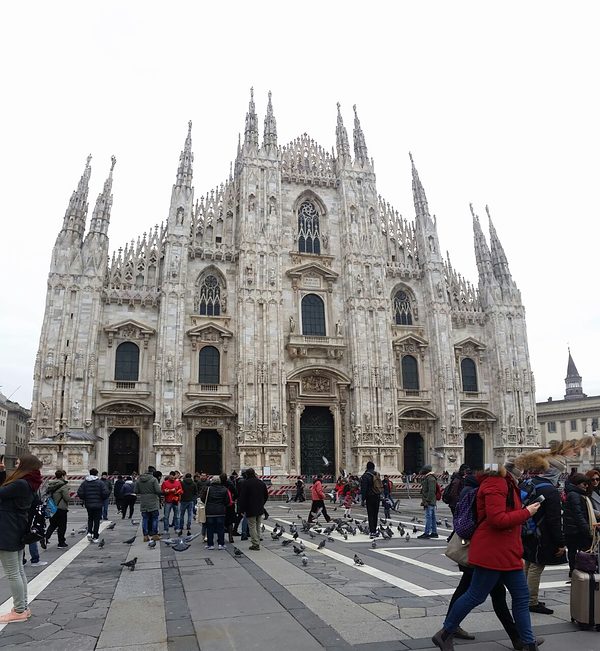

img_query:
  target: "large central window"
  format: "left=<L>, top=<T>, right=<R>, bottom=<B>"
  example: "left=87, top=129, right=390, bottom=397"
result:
left=298, top=200, right=321, bottom=254
left=115, top=342, right=139, bottom=381
left=196, top=273, right=221, bottom=316
left=393, top=290, right=413, bottom=325
left=199, top=346, right=220, bottom=385
left=301, top=294, right=326, bottom=336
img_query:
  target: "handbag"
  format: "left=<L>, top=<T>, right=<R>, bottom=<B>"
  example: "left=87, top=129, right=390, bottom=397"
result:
left=445, top=532, right=471, bottom=567
left=574, top=522, right=599, bottom=573
left=196, top=487, right=208, bottom=524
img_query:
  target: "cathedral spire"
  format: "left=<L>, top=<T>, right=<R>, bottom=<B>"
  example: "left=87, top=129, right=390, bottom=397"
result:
left=60, top=154, right=92, bottom=239
left=335, top=103, right=351, bottom=164
left=243, top=87, right=259, bottom=150
left=262, top=90, right=277, bottom=155
left=175, top=120, right=194, bottom=188
left=352, top=104, right=369, bottom=166
left=88, top=156, right=116, bottom=237
left=471, top=203, right=494, bottom=285
left=409, top=153, right=431, bottom=220
left=565, top=348, right=586, bottom=400
left=486, top=205, right=513, bottom=286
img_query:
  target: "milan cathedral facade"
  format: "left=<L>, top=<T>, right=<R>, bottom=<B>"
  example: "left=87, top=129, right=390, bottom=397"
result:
left=28, top=90, right=540, bottom=477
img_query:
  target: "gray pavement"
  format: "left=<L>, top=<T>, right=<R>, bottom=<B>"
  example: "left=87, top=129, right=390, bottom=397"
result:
left=0, top=499, right=596, bottom=650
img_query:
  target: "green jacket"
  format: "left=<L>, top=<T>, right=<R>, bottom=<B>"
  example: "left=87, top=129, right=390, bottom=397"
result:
left=420, top=473, right=437, bottom=507
left=135, top=473, right=162, bottom=512
left=47, top=478, right=70, bottom=511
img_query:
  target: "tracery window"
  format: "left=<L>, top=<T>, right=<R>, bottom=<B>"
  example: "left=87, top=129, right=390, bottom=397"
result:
left=199, top=346, right=220, bottom=384
left=461, top=358, right=478, bottom=392
left=393, top=290, right=413, bottom=325
left=401, top=355, right=419, bottom=391
left=298, top=200, right=321, bottom=254
left=196, top=274, right=221, bottom=316
left=301, top=294, right=326, bottom=336
left=115, top=342, right=140, bottom=381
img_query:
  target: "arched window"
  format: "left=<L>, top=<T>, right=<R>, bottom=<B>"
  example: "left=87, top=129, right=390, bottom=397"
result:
left=298, top=200, right=321, bottom=254
left=402, top=355, right=419, bottom=391
left=461, top=358, right=478, bottom=392
left=196, top=274, right=221, bottom=316
left=115, top=342, right=139, bottom=381
left=301, top=294, right=326, bottom=336
left=393, top=290, right=413, bottom=325
left=199, top=346, right=220, bottom=385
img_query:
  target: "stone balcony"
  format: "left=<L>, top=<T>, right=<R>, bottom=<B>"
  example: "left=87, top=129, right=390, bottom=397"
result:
left=286, top=334, right=346, bottom=360
left=99, top=380, right=151, bottom=398
left=185, top=383, right=233, bottom=400
left=397, top=388, right=431, bottom=403
left=460, top=391, right=489, bottom=404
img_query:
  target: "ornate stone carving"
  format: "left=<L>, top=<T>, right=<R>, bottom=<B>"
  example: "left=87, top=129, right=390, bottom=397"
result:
left=302, top=375, right=331, bottom=394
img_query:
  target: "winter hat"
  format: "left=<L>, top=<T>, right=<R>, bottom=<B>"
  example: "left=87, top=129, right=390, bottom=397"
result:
left=542, top=466, right=562, bottom=486
left=421, top=464, right=432, bottom=474
left=210, top=475, right=221, bottom=484
left=571, top=473, right=590, bottom=486
left=504, top=459, right=523, bottom=481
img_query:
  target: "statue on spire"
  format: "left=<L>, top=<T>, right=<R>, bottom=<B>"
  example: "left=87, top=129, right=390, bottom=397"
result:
left=262, top=90, right=277, bottom=154
left=244, top=86, right=259, bottom=150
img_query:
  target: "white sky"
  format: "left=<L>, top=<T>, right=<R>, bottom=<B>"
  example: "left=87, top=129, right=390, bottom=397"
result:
left=1, top=1, right=598, bottom=407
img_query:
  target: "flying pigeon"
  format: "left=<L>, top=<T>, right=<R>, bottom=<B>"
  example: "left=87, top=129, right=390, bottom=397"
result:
left=183, top=532, right=202, bottom=543
left=171, top=540, right=191, bottom=552
left=322, top=455, right=329, bottom=467
left=97, top=538, right=105, bottom=548
left=353, top=554, right=364, bottom=566
left=107, top=522, right=116, bottom=530
left=148, top=540, right=156, bottom=548
left=121, top=557, right=137, bottom=571
left=123, top=536, right=136, bottom=544
left=233, top=547, right=244, bottom=557
left=161, top=538, right=180, bottom=545
left=317, top=539, right=326, bottom=549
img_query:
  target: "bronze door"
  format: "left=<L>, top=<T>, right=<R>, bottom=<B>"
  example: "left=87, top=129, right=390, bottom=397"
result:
left=300, top=406, right=334, bottom=479
left=108, top=429, right=140, bottom=475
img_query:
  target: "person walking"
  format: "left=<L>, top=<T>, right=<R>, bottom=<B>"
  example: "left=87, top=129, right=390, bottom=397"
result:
left=200, top=476, right=229, bottom=550
left=100, top=472, right=113, bottom=520
left=220, top=472, right=237, bottom=543
left=179, top=473, right=198, bottom=536
left=77, top=468, right=109, bottom=543
left=135, top=466, right=163, bottom=542
left=237, top=468, right=269, bottom=551
left=44, top=469, right=70, bottom=548
left=0, top=453, right=44, bottom=622
left=291, top=478, right=305, bottom=502
left=119, top=476, right=137, bottom=519
left=563, top=473, right=596, bottom=575
left=308, top=474, right=332, bottom=523
left=161, top=471, right=183, bottom=534
left=419, top=464, right=439, bottom=539
left=432, top=464, right=542, bottom=651
left=443, top=464, right=470, bottom=515
left=361, top=462, right=382, bottom=537
left=113, top=474, right=125, bottom=515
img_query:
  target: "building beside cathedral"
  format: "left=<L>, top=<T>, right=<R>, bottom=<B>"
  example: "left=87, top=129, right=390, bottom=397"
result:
left=29, top=90, right=540, bottom=477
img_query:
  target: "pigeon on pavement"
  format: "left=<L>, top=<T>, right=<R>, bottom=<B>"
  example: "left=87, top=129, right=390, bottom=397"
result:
left=97, top=538, right=105, bottom=548
left=371, top=540, right=377, bottom=549
left=354, top=554, right=364, bottom=566
left=317, top=539, right=326, bottom=549
left=121, top=557, right=138, bottom=571
left=171, top=540, right=191, bottom=552
left=301, top=554, right=309, bottom=566
left=293, top=544, right=303, bottom=555
left=107, top=522, right=116, bottom=530
left=405, top=533, right=410, bottom=542
left=412, top=525, right=418, bottom=533
left=123, top=536, right=136, bottom=544
left=327, top=536, right=335, bottom=543
left=148, top=540, right=156, bottom=548
left=233, top=547, right=244, bottom=557
left=282, top=539, right=292, bottom=547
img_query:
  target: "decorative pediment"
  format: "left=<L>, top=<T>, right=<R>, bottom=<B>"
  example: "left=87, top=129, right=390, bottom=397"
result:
left=104, top=319, right=155, bottom=348
left=392, top=333, right=429, bottom=357
left=94, top=401, right=154, bottom=416
left=183, top=403, right=235, bottom=417
left=286, top=262, right=338, bottom=292
left=454, top=337, right=486, bottom=358
left=186, top=322, right=233, bottom=350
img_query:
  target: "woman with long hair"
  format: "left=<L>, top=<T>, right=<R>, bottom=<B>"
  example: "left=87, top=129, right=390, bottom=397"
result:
left=0, top=453, right=43, bottom=623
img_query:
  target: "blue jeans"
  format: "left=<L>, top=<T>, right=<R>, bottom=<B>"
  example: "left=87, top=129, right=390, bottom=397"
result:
left=179, top=501, right=194, bottom=531
left=102, top=498, right=109, bottom=520
left=206, top=516, right=225, bottom=547
left=142, top=510, right=159, bottom=537
left=241, top=515, right=249, bottom=536
left=28, top=542, right=40, bottom=563
left=164, top=502, right=180, bottom=532
left=424, top=505, right=437, bottom=535
left=444, top=567, right=534, bottom=644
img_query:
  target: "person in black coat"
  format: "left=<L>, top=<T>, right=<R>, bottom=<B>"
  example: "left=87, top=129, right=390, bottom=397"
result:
left=200, top=476, right=229, bottom=549
left=563, top=473, right=595, bottom=574
left=220, top=473, right=237, bottom=543
left=0, top=453, right=43, bottom=622
left=77, top=468, right=109, bottom=543
left=237, top=468, right=269, bottom=550
left=113, top=475, right=125, bottom=514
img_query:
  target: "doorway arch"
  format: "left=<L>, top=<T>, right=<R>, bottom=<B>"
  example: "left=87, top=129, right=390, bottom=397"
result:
left=464, top=432, right=484, bottom=470
left=300, top=406, right=334, bottom=478
left=195, top=429, right=222, bottom=475
left=403, top=432, right=424, bottom=474
left=108, top=429, right=140, bottom=475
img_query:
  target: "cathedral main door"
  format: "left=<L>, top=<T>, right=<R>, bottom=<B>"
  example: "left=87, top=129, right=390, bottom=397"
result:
left=403, top=432, right=424, bottom=474
left=464, top=432, right=484, bottom=470
left=195, top=429, right=222, bottom=475
left=300, top=406, right=334, bottom=478
left=108, top=429, right=140, bottom=475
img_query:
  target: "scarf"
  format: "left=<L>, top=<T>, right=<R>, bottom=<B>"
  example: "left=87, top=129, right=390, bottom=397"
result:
left=22, top=470, right=43, bottom=492
left=542, top=466, right=561, bottom=486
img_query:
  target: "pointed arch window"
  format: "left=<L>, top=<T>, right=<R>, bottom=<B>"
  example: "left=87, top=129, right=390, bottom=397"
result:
left=115, top=342, right=139, bottom=381
left=199, top=346, right=220, bottom=385
left=393, top=290, right=413, bottom=325
left=196, top=274, right=222, bottom=316
left=461, top=358, right=478, bottom=392
left=301, top=294, right=326, bottom=336
left=298, top=200, right=321, bottom=254
left=401, top=355, right=419, bottom=391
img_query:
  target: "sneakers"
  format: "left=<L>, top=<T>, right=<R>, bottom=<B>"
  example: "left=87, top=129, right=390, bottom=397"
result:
left=30, top=561, right=48, bottom=567
left=91, top=538, right=99, bottom=544
left=57, top=543, right=69, bottom=548
left=429, top=533, right=439, bottom=538
left=529, top=603, right=554, bottom=614
left=86, top=533, right=93, bottom=541
left=39, top=538, right=47, bottom=550
left=218, top=545, right=225, bottom=550
left=204, top=545, right=214, bottom=550
left=187, top=530, right=192, bottom=537
left=417, top=533, right=430, bottom=539
left=248, top=544, right=260, bottom=551
left=0, top=610, right=30, bottom=623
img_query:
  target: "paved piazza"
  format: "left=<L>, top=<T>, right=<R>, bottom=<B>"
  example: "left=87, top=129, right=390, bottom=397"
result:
left=0, top=499, right=595, bottom=651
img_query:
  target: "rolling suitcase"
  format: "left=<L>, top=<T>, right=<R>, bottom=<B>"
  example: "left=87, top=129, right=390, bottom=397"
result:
left=570, top=547, right=600, bottom=631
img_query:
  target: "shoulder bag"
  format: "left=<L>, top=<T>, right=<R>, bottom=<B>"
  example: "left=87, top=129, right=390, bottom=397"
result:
left=196, top=487, right=208, bottom=524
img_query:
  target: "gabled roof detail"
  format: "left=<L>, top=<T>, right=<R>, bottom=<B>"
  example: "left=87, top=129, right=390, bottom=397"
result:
left=280, top=134, right=336, bottom=186
left=286, top=261, right=339, bottom=283
left=454, top=337, right=486, bottom=352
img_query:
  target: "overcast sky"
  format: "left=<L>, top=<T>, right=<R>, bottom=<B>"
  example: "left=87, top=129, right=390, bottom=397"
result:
left=1, top=1, right=598, bottom=408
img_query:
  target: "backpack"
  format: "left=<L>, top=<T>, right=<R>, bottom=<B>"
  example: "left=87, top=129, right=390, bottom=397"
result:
left=453, top=487, right=479, bottom=539
left=435, top=482, right=442, bottom=501
left=43, top=495, right=58, bottom=518
left=22, top=492, right=47, bottom=544
left=519, top=479, right=552, bottom=537
left=371, top=472, right=383, bottom=495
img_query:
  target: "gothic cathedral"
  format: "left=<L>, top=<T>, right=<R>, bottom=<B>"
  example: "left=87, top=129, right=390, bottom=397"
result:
left=29, top=90, right=540, bottom=477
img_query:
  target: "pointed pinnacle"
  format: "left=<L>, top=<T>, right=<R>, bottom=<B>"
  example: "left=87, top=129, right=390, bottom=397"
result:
left=110, top=155, right=117, bottom=172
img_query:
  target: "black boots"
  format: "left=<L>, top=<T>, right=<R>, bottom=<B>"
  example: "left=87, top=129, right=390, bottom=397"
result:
left=431, top=629, right=454, bottom=651
left=511, top=637, right=545, bottom=650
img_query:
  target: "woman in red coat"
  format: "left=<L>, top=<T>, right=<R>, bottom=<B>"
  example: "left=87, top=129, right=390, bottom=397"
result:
left=432, top=465, right=541, bottom=651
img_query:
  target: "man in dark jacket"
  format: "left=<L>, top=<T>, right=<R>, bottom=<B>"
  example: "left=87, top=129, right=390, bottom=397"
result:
left=178, top=473, right=198, bottom=536
left=100, top=472, right=113, bottom=520
left=237, top=468, right=268, bottom=550
left=443, top=464, right=469, bottom=515
left=360, top=461, right=382, bottom=537
left=77, top=469, right=109, bottom=543
left=113, top=475, right=125, bottom=514
left=521, top=461, right=566, bottom=615
left=135, top=466, right=163, bottom=541
left=564, top=473, right=594, bottom=575
left=419, top=464, right=438, bottom=539
left=45, top=469, right=70, bottom=548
